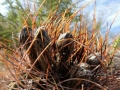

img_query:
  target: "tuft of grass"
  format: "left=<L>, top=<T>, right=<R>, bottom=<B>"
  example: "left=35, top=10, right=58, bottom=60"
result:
left=0, top=0, right=120, bottom=89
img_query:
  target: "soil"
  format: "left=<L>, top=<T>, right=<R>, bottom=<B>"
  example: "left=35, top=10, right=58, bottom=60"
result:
left=112, top=50, right=120, bottom=70
left=105, top=50, right=120, bottom=90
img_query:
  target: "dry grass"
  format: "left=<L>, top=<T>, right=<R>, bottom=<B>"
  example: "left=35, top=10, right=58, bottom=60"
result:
left=0, top=0, right=120, bottom=90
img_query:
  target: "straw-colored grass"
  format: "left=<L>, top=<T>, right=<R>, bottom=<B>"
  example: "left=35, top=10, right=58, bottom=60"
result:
left=0, top=0, right=120, bottom=89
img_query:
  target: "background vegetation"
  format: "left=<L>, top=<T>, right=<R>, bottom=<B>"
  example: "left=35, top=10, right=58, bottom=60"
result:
left=0, top=0, right=76, bottom=41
